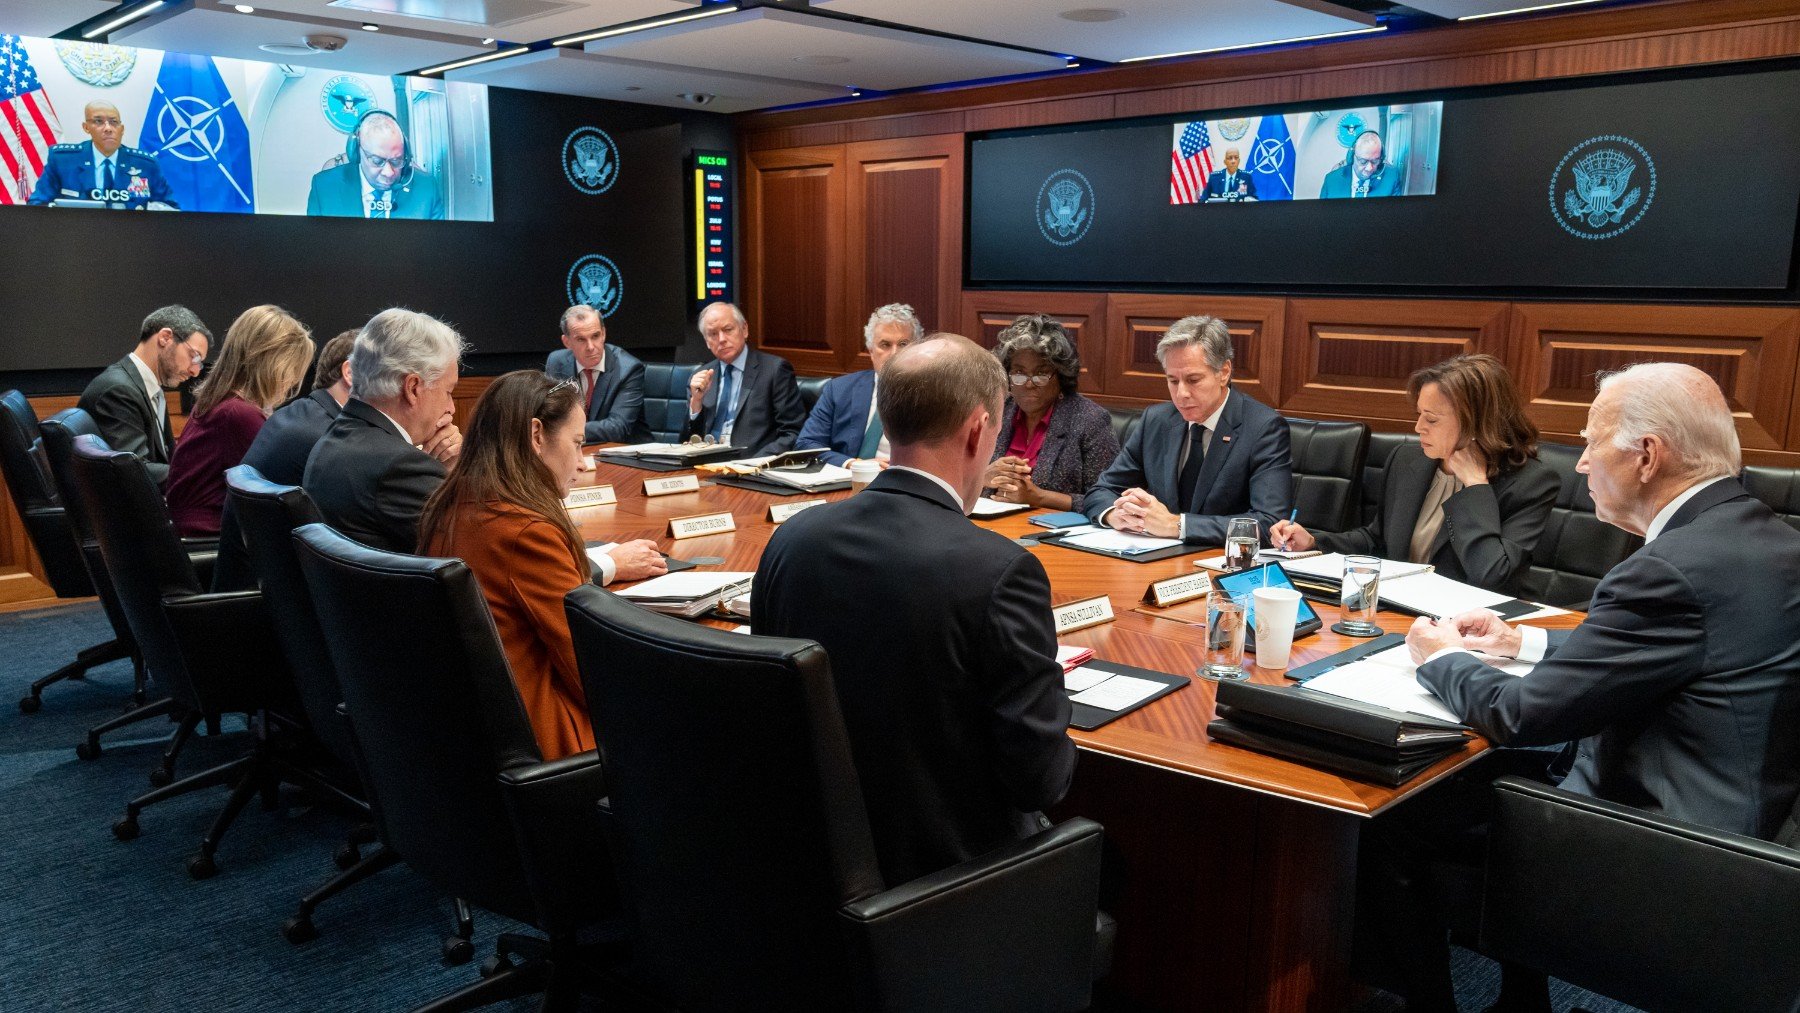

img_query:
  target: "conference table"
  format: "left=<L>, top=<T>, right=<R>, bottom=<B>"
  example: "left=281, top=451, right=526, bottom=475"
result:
left=569, top=453, right=1582, bottom=1012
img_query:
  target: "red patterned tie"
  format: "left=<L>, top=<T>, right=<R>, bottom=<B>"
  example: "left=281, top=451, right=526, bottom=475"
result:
left=583, top=369, right=598, bottom=411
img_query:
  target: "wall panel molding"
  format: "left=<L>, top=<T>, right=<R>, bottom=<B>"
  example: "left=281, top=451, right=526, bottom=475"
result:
left=1105, top=295, right=1285, bottom=405
left=743, top=145, right=848, bottom=375
left=962, top=291, right=1109, bottom=392
left=1280, top=299, right=1510, bottom=421
left=844, top=136, right=964, bottom=371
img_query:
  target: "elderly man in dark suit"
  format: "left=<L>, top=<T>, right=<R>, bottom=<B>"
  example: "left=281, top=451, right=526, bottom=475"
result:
left=754, top=334, right=1075, bottom=886
left=680, top=301, right=805, bottom=457
left=795, top=302, right=921, bottom=466
left=1082, top=314, right=1292, bottom=544
left=544, top=305, right=650, bottom=445
left=76, top=305, right=212, bottom=487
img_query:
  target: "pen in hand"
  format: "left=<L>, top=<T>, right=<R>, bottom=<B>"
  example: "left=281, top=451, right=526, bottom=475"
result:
left=1273, top=508, right=1299, bottom=550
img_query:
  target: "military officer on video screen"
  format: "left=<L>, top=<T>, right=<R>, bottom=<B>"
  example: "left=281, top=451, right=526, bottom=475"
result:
left=305, top=110, right=445, bottom=220
left=28, top=100, right=177, bottom=209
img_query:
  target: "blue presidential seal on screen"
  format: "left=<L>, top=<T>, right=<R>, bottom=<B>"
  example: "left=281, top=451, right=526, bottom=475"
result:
left=563, top=127, right=619, bottom=195
left=1036, top=169, right=1094, bottom=247
left=567, top=254, right=624, bottom=316
left=320, top=76, right=376, bottom=133
left=1549, top=135, right=1656, bottom=240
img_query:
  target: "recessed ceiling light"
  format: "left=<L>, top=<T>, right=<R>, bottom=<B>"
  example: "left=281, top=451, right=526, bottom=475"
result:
left=233, top=4, right=254, bottom=12
left=1059, top=8, right=1124, bottom=22
left=360, top=22, right=379, bottom=31
left=259, top=42, right=314, bottom=55
left=849, top=87, right=862, bottom=97
left=792, top=54, right=848, bottom=65
left=1119, top=24, right=1385, bottom=62
left=1066, top=58, right=1081, bottom=68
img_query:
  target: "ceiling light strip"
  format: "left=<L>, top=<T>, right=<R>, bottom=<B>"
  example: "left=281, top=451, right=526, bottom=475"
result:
left=1117, top=25, right=1385, bottom=63
left=551, top=4, right=740, bottom=48
left=419, top=45, right=533, bottom=76
left=1457, top=0, right=1605, bottom=20
left=81, top=0, right=167, bottom=40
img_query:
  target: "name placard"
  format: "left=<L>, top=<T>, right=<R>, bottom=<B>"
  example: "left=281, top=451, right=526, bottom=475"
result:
left=1052, top=595, right=1115, bottom=636
left=768, top=499, right=827, bottom=523
left=1143, top=572, right=1212, bottom=608
left=562, top=484, right=616, bottom=510
left=668, top=511, right=737, bottom=540
left=644, top=474, right=701, bottom=497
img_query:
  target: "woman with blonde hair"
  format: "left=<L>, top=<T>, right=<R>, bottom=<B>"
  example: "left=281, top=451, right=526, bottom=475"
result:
left=165, top=304, right=313, bottom=537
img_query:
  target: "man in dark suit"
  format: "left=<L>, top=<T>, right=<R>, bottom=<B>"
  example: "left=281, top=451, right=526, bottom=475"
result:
left=303, top=309, right=465, bottom=553
left=754, top=334, right=1075, bottom=886
left=680, top=301, right=805, bottom=456
left=76, top=305, right=212, bottom=487
left=1202, top=147, right=1256, bottom=202
left=544, top=305, right=650, bottom=444
left=1318, top=130, right=1404, bottom=199
left=1083, top=314, right=1292, bottom=544
left=795, top=302, right=921, bottom=466
left=304, top=111, right=445, bottom=220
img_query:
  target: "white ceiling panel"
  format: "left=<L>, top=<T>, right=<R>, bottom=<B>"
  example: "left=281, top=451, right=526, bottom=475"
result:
left=582, top=7, right=1066, bottom=91
left=2, top=0, right=117, bottom=39
left=242, top=0, right=694, bottom=44
left=449, top=45, right=844, bottom=112
left=1400, top=0, right=1605, bottom=19
left=113, top=5, right=488, bottom=75
left=817, top=0, right=1378, bottom=64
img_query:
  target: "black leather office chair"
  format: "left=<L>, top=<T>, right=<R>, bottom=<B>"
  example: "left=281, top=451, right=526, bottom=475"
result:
left=1518, top=441, right=1642, bottom=609
left=1106, top=406, right=1142, bottom=447
left=1741, top=464, right=1800, bottom=532
left=565, top=585, right=1105, bottom=1012
left=797, top=375, right=830, bottom=415
left=1481, top=775, right=1800, bottom=1012
left=1361, top=432, right=1416, bottom=527
left=1285, top=417, right=1369, bottom=534
left=1, top=390, right=136, bottom=713
left=640, top=362, right=698, bottom=442
left=292, top=525, right=621, bottom=1011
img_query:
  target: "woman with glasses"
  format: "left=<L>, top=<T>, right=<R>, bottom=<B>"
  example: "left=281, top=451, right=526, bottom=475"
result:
left=419, top=371, right=665, bottom=760
left=981, top=314, right=1120, bottom=511
left=165, top=305, right=314, bottom=537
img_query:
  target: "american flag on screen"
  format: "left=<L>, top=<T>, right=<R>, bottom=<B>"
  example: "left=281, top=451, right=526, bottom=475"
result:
left=1170, top=120, right=1214, bottom=205
left=1, top=35, right=62, bottom=205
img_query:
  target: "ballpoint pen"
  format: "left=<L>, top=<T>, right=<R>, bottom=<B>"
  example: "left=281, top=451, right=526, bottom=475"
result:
left=1274, top=508, right=1299, bottom=550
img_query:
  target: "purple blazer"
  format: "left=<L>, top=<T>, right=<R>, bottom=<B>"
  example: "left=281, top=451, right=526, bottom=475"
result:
left=165, top=395, right=266, bottom=538
left=990, top=392, right=1120, bottom=498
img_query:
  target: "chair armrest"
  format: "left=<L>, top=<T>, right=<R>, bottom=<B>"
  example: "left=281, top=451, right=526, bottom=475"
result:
left=498, top=751, right=621, bottom=934
left=838, top=817, right=1103, bottom=1013
left=161, top=589, right=290, bottom=715
left=181, top=538, right=219, bottom=588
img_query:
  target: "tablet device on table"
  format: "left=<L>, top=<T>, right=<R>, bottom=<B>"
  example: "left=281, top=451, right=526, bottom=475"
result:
left=1212, top=562, right=1325, bottom=647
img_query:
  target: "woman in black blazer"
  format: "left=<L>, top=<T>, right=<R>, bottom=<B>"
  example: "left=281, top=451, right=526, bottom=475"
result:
left=1271, top=354, right=1558, bottom=596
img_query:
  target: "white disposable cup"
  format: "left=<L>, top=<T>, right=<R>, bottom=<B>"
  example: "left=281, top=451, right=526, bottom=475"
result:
left=1252, top=586, right=1303, bottom=670
left=849, top=460, right=881, bottom=489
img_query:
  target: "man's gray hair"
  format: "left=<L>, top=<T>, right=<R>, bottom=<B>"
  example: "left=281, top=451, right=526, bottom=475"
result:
left=1155, top=315, right=1233, bottom=371
left=560, top=304, right=601, bottom=335
left=139, top=304, right=212, bottom=344
left=1595, top=362, right=1740, bottom=481
left=350, top=308, right=468, bottom=402
left=699, top=301, right=747, bottom=329
left=864, top=303, right=924, bottom=348
left=878, top=334, right=1005, bottom=445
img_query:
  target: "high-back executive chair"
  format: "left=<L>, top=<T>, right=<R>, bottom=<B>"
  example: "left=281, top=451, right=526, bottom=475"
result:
left=1518, top=440, right=1642, bottom=610
left=565, top=584, right=1107, bottom=1013
left=640, top=362, right=699, bottom=443
left=1285, top=417, right=1370, bottom=535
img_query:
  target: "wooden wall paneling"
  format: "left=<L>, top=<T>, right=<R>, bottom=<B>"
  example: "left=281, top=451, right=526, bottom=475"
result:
left=1280, top=299, right=1510, bottom=421
left=842, top=135, right=965, bottom=371
left=1530, top=15, right=1800, bottom=79
left=1508, top=302, right=1800, bottom=451
left=1104, top=295, right=1286, bottom=406
left=845, top=111, right=966, bottom=145
left=1113, top=77, right=1301, bottom=122
left=963, top=95, right=1116, bottom=134
left=959, top=290, right=1109, bottom=392
left=744, top=144, right=848, bottom=375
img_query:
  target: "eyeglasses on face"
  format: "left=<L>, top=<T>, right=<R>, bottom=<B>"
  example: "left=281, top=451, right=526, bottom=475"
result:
left=1009, top=372, right=1055, bottom=388
left=361, top=151, right=407, bottom=171
left=86, top=117, right=122, bottom=128
left=179, top=337, right=206, bottom=365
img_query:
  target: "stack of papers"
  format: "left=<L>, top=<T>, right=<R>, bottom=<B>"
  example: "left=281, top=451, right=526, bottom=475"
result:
left=723, top=591, right=751, bottom=619
left=603, top=441, right=729, bottom=460
left=695, top=450, right=851, bottom=490
left=1278, top=553, right=1435, bottom=584
left=970, top=497, right=1032, bottom=518
left=1055, top=645, right=1095, bottom=673
left=615, top=571, right=755, bottom=618
left=1063, top=667, right=1167, bottom=711
left=758, top=463, right=853, bottom=491
left=1060, top=528, right=1182, bottom=554
left=1303, top=644, right=1533, bottom=723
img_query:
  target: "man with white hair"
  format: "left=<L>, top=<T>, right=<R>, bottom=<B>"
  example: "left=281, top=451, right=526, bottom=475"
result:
left=794, top=302, right=921, bottom=466
left=1408, top=362, right=1800, bottom=838
left=680, top=301, right=805, bottom=456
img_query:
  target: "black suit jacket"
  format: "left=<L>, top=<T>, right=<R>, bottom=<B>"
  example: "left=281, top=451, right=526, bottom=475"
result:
left=213, top=389, right=344, bottom=590
left=678, top=348, right=805, bottom=457
left=544, top=345, right=651, bottom=444
left=77, top=356, right=173, bottom=485
left=1082, top=392, right=1293, bottom=544
left=1419, top=479, right=1800, bottom=839
left=753, top=468, right=1077, bottom=885
left=1319, top=444, right=1558, bottom=596
left=302, top=398, right=446, bottom=553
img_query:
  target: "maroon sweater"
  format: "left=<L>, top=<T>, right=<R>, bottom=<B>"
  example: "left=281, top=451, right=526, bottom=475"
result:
left=166, top=394, right=266, bottom=538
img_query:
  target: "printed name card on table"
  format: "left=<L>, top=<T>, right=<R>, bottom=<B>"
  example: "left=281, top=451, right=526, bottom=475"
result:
left=768, top=498, right=826, bottom=523
left=1052, top=595, right=1115, bottom=636
left=668, top=511, right=737, bottom=540
left=1143, top=572, right=1211, bottom=608
left=643, top=473, right=701, bottom=497
left=562, top=485, right=616, bottom=510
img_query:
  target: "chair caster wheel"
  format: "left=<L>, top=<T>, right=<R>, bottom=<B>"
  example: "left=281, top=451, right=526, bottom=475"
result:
left=442, top=936, right=474, bottom=965
left=479, top=954, right=513, bottom=978
left=148, top=767, right=173, bottom=787
left=18, top=695, right=41, bottom=714
left=333, top=843, right=361, bottom=870
left=187, top=854, right=218, bottom=880
left=76, top=740, right=101, bottom=761
left=112, top=816, right=139, bottom=841
left=282, top=916, right=319, bottom=944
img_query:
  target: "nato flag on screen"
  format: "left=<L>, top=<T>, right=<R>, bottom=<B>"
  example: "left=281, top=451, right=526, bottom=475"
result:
left=142, top=53, right=254, bottom=213
left=1247, top=113, right=1296, bottom=201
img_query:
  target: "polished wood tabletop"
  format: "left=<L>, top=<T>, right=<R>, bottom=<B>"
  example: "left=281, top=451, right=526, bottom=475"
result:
left=569, top=454, right=1583, bottom=818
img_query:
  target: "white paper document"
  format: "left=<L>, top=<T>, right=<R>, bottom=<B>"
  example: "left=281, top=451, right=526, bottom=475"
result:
left=970, top=497, right=1033, bottom=518
left=1062, top=666, right=1113, bottom=692
left=1070, top=673, right=1166, bottom=711
left=1280, top=553, right=1434, bottom=583
left=616, top=571, right=755, bottom=601
left=1374, top=572, right=1513, bottom=619
left=1303, top=644, right=1533, bottom=723
left=761, top=463, right=854, bottom=491
left=1061, top=528, right=1182, bottom=555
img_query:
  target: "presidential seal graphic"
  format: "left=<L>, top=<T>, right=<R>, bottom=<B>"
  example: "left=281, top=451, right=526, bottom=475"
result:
left=1549, top=135, right=1656, bottom=240
left=567, top=254, right=624, bottom=316
left=563, top=127, right=619, bottom=195
left=1036, top=169, right=1094, bottom=247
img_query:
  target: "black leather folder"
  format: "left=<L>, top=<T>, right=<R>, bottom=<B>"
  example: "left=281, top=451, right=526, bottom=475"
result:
left=1208, top=680, right=1472, bottom=786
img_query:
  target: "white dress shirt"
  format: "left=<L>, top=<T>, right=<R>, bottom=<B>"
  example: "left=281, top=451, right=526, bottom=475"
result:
left=888, top=465, right=966, bottom=513
left=1100, top=390, right=1229, bottom=539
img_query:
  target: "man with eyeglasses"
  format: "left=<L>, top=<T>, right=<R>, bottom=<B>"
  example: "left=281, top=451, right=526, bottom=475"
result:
left=305, top=110, right=445, bottom=220
left=77, top=305, right=213, bottom=487
left=1318, top=129, right=1403, bottom=200
left=29, top=101, right=177, bottom=209
left=795, top=303, right=922, bottom=466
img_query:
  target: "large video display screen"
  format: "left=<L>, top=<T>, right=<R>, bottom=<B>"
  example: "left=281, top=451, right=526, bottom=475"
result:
left=1170, top=102, right=1442, bottom=204
left=0, top=34, right=492, bottom=220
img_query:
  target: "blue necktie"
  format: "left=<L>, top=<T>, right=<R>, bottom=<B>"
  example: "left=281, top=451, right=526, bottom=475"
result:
left=102, top=159, right=116, bottom=195
left=710, top=365, right=735, bottom=440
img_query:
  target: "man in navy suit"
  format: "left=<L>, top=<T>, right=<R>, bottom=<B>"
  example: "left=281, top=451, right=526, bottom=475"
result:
left=305, top=111, right=445, bottom=220
left=1083, top=314, right=1292, bottom=544
left=795, top=302, right=921, bottom=466
left=1318, top=130, right=1404, bottom=199
left=544, top=305, right=650, bottom=444
left=1202, top=147, right=1256, bottom=202
left=680, top=301, right=805, bottom=457
left=29, top=101, right=177, bottom=209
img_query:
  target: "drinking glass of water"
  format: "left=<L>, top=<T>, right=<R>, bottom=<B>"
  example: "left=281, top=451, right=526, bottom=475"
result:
left=1224, top=517, right=1260, bottom=572
left=1339, top=554, right=1383, bottom=636
left=1200, top=590, right=1251, bottom=680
